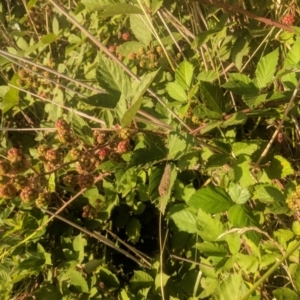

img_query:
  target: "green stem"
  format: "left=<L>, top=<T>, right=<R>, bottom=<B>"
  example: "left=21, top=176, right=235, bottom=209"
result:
left=241, top=238, right=300, bottom=300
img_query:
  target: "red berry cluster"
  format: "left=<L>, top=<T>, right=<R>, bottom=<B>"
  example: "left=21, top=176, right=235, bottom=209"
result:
left=281, top=14, right=295, bottom=26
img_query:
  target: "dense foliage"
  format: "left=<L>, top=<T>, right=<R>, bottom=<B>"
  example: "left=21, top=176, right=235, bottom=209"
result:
left=0, top=0, right=300, bottom=299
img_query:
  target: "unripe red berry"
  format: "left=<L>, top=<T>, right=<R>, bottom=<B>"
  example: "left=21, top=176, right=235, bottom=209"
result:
left=122, top=32, right=130, bottom=41
left=7, top=148, right=23, bottom=163
left=117, top=140, right=132, bottom=154
left=99, top=147, right=110, bottom=160
left=281, top=14, right=295, bottom=26
left=38, top=144, right=50, bottom=157
left=55, top=119, right=70, bottom=131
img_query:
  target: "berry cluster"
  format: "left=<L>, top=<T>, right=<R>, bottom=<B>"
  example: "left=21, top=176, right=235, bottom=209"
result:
left=281, top=14, right=295, bottom=26
left=55, top=119, right=74, bottom=144
left=82, top=202, right=102, bottom=219
left=286, top=185, right=300, bottom=211
left=0, top=148, right=49, bottom=206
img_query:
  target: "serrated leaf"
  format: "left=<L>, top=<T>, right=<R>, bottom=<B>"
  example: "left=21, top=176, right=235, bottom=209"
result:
left=70, top=112, right=94, bottom=146
left=222, top=73, right=259, bottom=96
left=129, top=147, right=166, bottom=168
left=228, top=204, right=259, bottom=227
left=232, top=142, right=259, bottom=156
left=167, top=131, right=194, bottom=160
left=0, top=79, right=19, bottom=113
left=99, top=3, right=142, bottom=16
left=126, top=217, right=141, bottom=243
left=196, top=241, right=227, bottom=256
left=197, top=70, right=218, bottom=82
left=82, top=0, right=118, bottom=11
left=121, top=70, right=158, bottom=126
left=83, top=259, right=102, bottom=273
left=273, top=287, right=299, bottom=300
left=214, top=274, right=244, bottom=300
left=79, top=93, right=119, bottom=108
left=118, top=41, right=145, bottom=57
left=130, top=270, right=154, bottom=291
left=99, top=267, right=120, bottom=289
left=252, top=184, right=285, bottom=204
left=196, top=209, right=225, bottom=241
left=264, top=155, right=294, bottom=179
left=231, top=154, right=256, bottom=187
left=222, top=111, right=247, bottom=127
left=231, top=32, right=251, bottom=70
left=228, top=182, right=251, bottom=204
left=69, top=270, right=89, bottom=293
left=175, top=60, right=194, bottom=89
left=97, top=55, right=131, bottom=98
left=73, top=234, right=87, bottom=263
left=170, top=209, right=198, bottom=234
left=199, top=81, right=224, bottom=115
left=188, top=186, right=233, bottom=213
left=255, top=48, right=279, bottom=88
left=166, top=82, right=187, bottom=102
left=130, top=14, right=152, bottom=46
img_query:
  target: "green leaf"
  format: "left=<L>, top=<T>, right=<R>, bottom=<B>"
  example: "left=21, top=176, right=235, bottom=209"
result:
left=231, top=154, right=256, bottom=187
left=121, top=70, right=158, bottom=126
left=41, top=33, right=57, bottom=44
left=222, top=73, right=259, bottom=96
left=126, top=217, right=141, bottom=243
left=167, top=131, right=194, bottom=160
left=255, top=48, right=279, bottom=88
left=80, top=93, right=118, bottom=108
left=228, top=182, right=251, bottom=204
left=228, top=204, right=259, bottom=228
left=264, top=155, right=294, bottom=179
left=231, top=32, right=251, bottom=70
left=175, top=60, right=194, bottom=89
left=232, top=142, right=259, bottom=156
left=130, top=270, right=154, bottom=292
left=196, top=209, right=225, bottom=241
left=0, top=79, right=19, bottom=113
left=130, top=14, right=152, bottom=46
left=252, top=184, right=285, bottom=204
left=118, top=41, right=145, bottom=57
left=166, top=82, right=187, bottom=102
left=69, top=270, right=89, bottom=293
left=214, top=274, right=244, bottom=300
left=99, top=267, right=120, bottom=290
left=70, top=112, right=94, bottom=146
left=97, top=55, right=131, bottom=97
left=188, top=186, right=233, bottom=213
left=73, top=234, right=87, bottom=263
left=81, top=0, right=117, bottom=11
left=196, top=241, right=227, bottom=256
left=199, top=81, right=224, bottom=115
left=170, top=208, right=198, bottom=234
left=99, top=3, right=142, bottom=16
left=222, top=111, right=247, bottom=127
left=33, top=283, right=62, bottom=299
left=197, top=70, right=218, bottom=82
left=83, top=259, right=102, bottom=274
left=273, top=287, right=300, bottom=300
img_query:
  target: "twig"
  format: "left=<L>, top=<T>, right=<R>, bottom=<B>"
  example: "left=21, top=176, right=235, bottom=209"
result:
left=197, top=0, right=294, bottom=33
left=255, top=77, right=300, bottom=166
